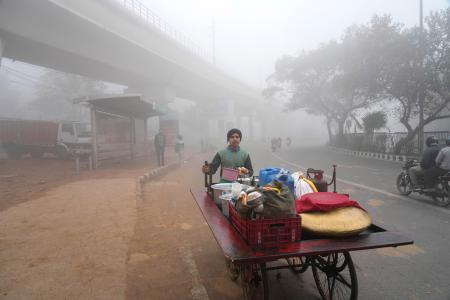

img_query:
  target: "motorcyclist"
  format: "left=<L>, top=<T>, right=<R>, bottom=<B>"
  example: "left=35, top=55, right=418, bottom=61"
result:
left=409, top=136, right=442, bottom=189
left=286, top=137, right=292, bottom=147
left=435, top=136, right=450, bottom=175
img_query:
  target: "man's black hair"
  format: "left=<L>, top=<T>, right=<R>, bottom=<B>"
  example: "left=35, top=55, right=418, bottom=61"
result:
left=227, top=128, right=242, bottom=141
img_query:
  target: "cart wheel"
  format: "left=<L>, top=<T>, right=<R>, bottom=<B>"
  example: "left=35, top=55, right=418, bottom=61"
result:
left=225, top=258, right=240, bottom=281
left=286, top=256, right=310, bottom=274
left=240, top=263, right=267, bottom=300
left=312, top=252, right=358, bottom=300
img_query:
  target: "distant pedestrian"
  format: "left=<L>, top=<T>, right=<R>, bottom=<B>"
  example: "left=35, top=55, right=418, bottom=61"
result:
left=154, top=130, right=166, bottom=166
left=201, top=138, right=206, bottom=152
left=286, top=137, right=291, bottom=147
left=271, top=137, right=277, bottom=152
left=175, top=134, right=185, bottom=163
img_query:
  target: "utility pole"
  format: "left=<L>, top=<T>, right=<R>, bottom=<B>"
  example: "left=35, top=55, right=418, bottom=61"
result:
left=418, top=0, right=425, bottom=153
left=211, top=19, right=216, bottom=66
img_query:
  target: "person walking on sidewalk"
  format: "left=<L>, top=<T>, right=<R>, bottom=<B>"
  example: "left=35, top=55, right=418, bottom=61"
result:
left=154, top=130, right=166, bottom=166
left=202, top=128, right=253, bottom=182
left=175, top=134, right=185, bottom=163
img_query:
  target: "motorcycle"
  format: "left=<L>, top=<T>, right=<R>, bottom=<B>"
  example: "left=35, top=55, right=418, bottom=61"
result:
left=396, top=159, right=450, bottom=207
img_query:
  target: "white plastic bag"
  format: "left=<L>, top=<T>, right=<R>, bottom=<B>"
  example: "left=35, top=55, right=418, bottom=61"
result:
left=292, top=172, right=317, bottom=199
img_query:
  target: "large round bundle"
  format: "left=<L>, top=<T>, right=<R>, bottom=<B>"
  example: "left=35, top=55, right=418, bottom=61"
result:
left=300, top=207, right=371, bottom=237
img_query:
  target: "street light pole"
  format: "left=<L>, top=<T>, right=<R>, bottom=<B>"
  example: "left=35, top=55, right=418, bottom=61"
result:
left=418, top=0, right=425, bottom=153
left=211, top=19, right=216, bottom=66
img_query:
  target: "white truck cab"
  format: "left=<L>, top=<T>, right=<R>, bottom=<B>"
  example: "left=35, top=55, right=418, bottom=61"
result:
left=58, top=122, right=92, bottom=157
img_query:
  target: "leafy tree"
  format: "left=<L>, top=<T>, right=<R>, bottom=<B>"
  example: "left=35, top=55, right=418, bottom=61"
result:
left=265, top=43, right=341, bottom=143
left=0, top=76, right=21, bottom=118
left=362, top=111, right=387, bottom=134
left=27, top=70, right=106, bottom=120
left=265, top=16, right=395, bottom=145
left=378, top=8, right=450, bottom=153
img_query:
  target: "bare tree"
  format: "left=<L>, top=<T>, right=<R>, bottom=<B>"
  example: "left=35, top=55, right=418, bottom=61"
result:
left=28, top=70, right=106, bottom=120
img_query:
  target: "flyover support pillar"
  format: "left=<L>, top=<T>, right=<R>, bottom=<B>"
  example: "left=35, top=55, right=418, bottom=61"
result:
left=248, top=114, right=254, bottom=141
left=261, top=118, right=268, bottom=142
left=236, top=116, right=242, bottom=130
left=0, top=37, right=4, bottom=68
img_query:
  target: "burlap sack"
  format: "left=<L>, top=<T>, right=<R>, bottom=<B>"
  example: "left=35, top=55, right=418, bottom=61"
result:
left=300, top=206, right=371, bottom=237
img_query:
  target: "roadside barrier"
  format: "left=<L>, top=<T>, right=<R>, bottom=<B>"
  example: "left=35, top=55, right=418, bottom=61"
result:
left=329, top=147, right=417, bottom=164
left=135, top=161, right=181, bottom=201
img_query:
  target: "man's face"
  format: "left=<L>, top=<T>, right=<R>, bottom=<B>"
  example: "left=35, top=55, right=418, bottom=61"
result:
left=228, top=133, right=241, bottom=148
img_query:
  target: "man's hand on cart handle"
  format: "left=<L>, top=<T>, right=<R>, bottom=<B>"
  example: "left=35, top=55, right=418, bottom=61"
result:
left=238, top=167, right=249, bottom=175
left=202, top=163, right=210, bottom=174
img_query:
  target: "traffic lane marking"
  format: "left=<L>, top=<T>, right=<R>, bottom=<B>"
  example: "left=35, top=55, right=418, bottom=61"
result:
left=367, top=199, right=385, bottom=207
left=272, top=153, right=450, bottom=216
left=376, top=245, right=425, bottom=258
left=180, top=245, right=210, bottom=300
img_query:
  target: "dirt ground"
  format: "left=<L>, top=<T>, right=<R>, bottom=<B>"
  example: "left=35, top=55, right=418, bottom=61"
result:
left=0, top=178, right=137, bottom=299
left=126, top=156, right=242, bottom=300
left=0, top=155, right=163, bottom=212
left=0, top=152, right=243, bottom=299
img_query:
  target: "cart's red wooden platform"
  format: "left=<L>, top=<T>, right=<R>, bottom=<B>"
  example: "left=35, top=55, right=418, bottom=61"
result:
left=191, top=188, right=413, bottom=263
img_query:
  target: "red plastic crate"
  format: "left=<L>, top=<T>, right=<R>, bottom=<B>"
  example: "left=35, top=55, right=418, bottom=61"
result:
left=229, top=202, right=301, bottom=249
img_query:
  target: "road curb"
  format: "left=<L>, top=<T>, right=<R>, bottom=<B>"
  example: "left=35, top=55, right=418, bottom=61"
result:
left=135, top=162, right=181, bottom=201
left=329, top=146, right=418, bottom=164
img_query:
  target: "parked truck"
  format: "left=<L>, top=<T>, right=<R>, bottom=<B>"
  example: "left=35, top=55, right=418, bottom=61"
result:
left=0, top=119, right=92, bottom=159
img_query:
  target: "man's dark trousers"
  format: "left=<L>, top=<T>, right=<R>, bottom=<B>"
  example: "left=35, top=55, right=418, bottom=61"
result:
left=156, top=147, right=165, bottom=166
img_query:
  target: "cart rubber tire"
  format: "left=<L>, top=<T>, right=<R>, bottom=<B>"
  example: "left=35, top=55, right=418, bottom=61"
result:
left=312, top=251, right=358, bottom=300
left=225, top=258, right=239, bottom=282
left=396, top=173, right=412, bottom=196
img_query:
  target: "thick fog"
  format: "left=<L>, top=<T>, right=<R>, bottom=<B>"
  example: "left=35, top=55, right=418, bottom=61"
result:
left=1, top=0, right=448, bottom=152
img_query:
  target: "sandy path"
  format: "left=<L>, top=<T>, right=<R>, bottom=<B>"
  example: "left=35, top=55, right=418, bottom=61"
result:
left=125, top=157, right=242, bottom=300
left=0, top=178, right=136, bottom=300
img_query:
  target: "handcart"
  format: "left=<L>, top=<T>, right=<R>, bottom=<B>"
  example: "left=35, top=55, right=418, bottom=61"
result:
left=191, top=167, right=413, bottom=299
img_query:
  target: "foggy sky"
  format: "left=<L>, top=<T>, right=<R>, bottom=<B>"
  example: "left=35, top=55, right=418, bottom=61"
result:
left=2, top=0, right=449, bottom=141
left=143, top=0, right=449, bottom=88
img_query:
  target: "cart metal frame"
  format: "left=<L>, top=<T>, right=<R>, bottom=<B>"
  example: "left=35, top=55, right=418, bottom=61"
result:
left=191, top=189, right=414, bottom=300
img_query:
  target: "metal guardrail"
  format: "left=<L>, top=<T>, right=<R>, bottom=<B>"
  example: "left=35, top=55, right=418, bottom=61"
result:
left=112, top=0, right=212, bottom=63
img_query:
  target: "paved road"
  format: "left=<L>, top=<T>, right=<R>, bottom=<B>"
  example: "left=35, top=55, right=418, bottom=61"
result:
left=248, top=145, right=450, bottom=300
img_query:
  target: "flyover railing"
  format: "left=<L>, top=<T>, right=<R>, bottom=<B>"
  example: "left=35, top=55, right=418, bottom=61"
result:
left=112, top=0, right=212, bottom=63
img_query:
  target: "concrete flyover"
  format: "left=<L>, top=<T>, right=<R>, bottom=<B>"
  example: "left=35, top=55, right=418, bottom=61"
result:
left=0, top=0, right=262, bottom=105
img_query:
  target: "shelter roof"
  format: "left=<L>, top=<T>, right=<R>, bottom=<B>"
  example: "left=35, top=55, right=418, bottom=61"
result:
left=74, top=94, right=164, bottom=119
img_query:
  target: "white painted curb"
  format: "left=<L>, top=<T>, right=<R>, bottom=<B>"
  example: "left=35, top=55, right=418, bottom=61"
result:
left=329, top=146, right=416, bottom=164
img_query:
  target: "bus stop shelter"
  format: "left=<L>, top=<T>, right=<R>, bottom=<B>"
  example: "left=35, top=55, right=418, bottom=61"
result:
left=77, top=94, right=164, bottom=168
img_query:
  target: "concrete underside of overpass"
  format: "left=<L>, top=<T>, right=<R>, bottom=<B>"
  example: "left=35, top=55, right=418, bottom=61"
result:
left=0, top=0, right=262, bottom=105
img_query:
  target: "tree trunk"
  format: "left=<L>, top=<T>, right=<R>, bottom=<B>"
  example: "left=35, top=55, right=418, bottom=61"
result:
left=326, top=117, right=333, bottom=145
left=336, top=119, right=346, bottom=147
